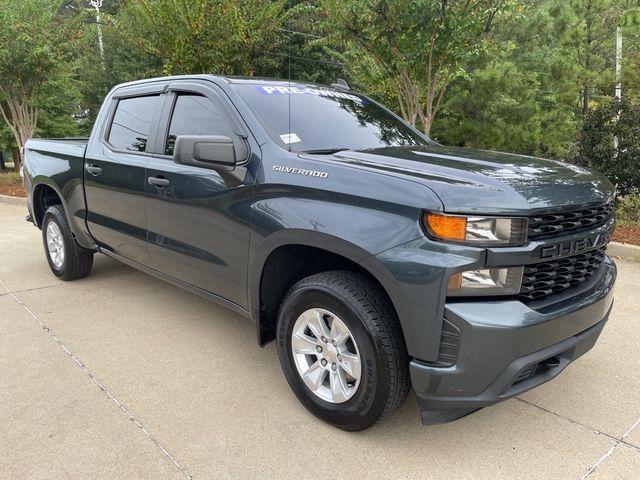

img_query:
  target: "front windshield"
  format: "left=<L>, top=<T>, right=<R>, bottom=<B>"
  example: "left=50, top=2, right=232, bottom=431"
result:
left=231, top=83, right=427, bottom=152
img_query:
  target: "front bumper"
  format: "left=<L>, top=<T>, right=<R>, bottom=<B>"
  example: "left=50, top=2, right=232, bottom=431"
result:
left=411, top=258, right=616, bottom=425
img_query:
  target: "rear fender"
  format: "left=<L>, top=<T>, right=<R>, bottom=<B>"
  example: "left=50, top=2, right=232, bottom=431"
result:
left=31, top=178, right=95, bottom=249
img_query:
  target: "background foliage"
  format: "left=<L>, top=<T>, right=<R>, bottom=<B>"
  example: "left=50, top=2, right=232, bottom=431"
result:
left=570, top=99, right=640, bottom=195
left=0, top=0, right=639, bottom=192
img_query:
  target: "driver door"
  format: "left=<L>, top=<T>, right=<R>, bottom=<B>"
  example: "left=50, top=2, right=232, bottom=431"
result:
left=144, top=82, right=253, bottom=309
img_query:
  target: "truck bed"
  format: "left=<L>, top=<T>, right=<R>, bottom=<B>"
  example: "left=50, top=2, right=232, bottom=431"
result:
left=25, top=137, right=89, bottom=158
left=31, top=137, right=89, bottom=145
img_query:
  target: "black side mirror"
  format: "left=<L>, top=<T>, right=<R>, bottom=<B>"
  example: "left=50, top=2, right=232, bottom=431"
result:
left=174, top=135, right=237, bottom=169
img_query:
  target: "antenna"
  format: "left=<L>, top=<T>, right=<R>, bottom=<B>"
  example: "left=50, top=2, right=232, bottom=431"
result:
left=287, top=2, right=292, bottom=152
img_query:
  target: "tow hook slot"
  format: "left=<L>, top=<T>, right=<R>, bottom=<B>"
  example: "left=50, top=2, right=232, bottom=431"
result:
left=543, top=356, right=560, bottom=368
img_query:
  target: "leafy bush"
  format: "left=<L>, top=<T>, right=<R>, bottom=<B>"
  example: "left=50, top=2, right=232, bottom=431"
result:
left=570, top=99, right=640, bottom=195
left=616, top=193, right=640, bottom=226
left=0, top=171, right=22, bottom=185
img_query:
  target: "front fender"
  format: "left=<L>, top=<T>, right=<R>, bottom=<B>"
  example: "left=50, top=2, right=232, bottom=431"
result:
left=360, top=238, right=484, bottom=361
left=246, top=183, right=430, bottom=315
left=247, top=228, right=377, bottom=323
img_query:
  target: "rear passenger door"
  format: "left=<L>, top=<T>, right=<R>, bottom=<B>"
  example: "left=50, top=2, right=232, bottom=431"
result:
left=84, top=86, right=165, bottom=264
left=144, top=81, right=254, bottom=309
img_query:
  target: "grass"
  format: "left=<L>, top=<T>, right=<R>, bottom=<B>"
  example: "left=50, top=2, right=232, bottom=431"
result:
left=0, top=171, right=22, bottom=186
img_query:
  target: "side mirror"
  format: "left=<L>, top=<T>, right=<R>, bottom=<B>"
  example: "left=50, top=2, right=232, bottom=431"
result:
left=173, top=135, right=237, bottom=169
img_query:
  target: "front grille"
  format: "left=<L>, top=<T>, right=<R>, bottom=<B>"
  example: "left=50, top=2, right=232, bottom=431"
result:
left=518, top=247, right=606, bottom=302
left=528, top=203, right=614, bottom=241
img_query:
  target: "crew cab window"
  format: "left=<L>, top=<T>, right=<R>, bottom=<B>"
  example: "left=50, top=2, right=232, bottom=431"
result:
left=108, top=95, right=162, bottom=153
left=165, top=94, right=234, bottom=156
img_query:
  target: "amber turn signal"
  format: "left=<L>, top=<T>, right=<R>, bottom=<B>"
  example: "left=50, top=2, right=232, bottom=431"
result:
left=424, top=213, right=467, bottom=241
left=447, top=272, right=463, bottom=290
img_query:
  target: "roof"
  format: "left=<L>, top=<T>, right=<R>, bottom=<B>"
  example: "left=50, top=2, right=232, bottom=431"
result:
left=112, top=74, right=344, bottom=92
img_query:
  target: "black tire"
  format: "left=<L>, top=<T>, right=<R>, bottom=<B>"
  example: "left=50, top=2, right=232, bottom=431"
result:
left=42, top=205, right=94, bottom=281
left=276, top=270, right=410, bottom=431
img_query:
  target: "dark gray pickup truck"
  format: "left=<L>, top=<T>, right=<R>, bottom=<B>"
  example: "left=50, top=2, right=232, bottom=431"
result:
left=23, top=75, right=616, bottom=430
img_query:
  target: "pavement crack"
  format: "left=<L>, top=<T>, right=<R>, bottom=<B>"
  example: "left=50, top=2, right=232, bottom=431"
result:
left=579, top=415, right=640, bottom=479
left=0, top=283, right=61, bottom=297
left=516, top=397, right=619, bottom=441
left=515, top=398, right=640, bottom=478
left=0, top=279, right=194, bottom=480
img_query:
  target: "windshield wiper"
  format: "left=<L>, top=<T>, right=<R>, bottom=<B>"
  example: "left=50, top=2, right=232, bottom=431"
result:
left=299, top=148, right=352, bottom=155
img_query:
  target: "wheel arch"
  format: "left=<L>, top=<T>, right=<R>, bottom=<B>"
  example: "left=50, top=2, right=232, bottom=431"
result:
left=250, top=231, right=405, bottom=349
left=32, top=182, right=65, bottom=228
left=30, top=178, right=95, bottom=249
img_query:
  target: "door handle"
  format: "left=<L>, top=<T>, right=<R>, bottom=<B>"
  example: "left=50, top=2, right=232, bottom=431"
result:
left=85, top=164, right=102, bottom=176
left=148, top=176, right=170, bottom=188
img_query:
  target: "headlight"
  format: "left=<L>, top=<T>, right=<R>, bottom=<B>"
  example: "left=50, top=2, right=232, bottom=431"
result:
left=448, top=266, right=524, bottom=296
left=423, top=212, right=527, bottom=246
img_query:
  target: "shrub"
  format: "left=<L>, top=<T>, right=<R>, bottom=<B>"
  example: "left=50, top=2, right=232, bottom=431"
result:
left=616, top=193, right=640, bottom=226
left=0, top=171, right=22, bottom=186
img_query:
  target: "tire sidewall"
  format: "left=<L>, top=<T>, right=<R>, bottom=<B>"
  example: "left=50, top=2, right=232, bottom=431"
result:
left=277, top=285, right=390, bottom=429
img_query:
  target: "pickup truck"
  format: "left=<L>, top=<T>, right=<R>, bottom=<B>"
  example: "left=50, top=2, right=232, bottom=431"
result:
left=23, top=75, right=616, bottom=431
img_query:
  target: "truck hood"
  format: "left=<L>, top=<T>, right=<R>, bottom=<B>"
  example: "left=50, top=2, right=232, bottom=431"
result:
left=330, top=145, right=615, bottom=214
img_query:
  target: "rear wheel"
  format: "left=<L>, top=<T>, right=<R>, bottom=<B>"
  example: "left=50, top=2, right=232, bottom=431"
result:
left=276, top=270, right=410, bottom=431
left=42, top=205, right=94, bottom=280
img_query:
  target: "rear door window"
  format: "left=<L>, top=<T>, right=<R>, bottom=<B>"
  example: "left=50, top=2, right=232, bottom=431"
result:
left=108, top=95, right=163, bottom=153
left=164, top=94, right=235, bottom=156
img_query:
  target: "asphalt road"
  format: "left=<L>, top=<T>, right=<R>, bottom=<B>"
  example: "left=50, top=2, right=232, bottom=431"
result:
left=1, top=201, right=640, bottom=479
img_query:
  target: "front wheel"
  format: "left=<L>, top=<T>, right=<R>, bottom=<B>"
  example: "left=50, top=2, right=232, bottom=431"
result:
left=276, top=270, right=410, bottom=431
left=42, top=205, right=94, bottom=281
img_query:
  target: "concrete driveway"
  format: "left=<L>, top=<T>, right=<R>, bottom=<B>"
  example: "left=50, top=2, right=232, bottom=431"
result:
left=1, top=202, right=639, bottom=479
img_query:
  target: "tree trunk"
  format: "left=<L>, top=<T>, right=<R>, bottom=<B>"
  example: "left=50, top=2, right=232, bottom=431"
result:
left=423, top=116, right=434, bottom=137
left=0, top=151, right=5, bottom=171
left=583, top=3, right=593, bottom=115
left=583, top=85, right=590, bottom=114
left=0, top=92, right=38, bottom=172
left=11, top=150, right=19, bottom=172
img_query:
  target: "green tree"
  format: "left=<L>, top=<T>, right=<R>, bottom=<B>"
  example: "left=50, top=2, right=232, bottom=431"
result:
left=272, top=1, right=347, bottom=84
left=77, top=9, right=162, bottom=132
left=571, top=98, right=640, bottom=194
left=324, top=0, right=517, bottom=136
left=121, top=0, right=293, bottom=76
left=0, top=122, right=16, bottom=169
left=434, top=1, right=580, bottom=158
left=0, top=0, right=80, bottom=169
left=549, top=1, right=640, bottom=113
left=620, top=7, right=640, bottom=102
left=432, top=0, right=640, bottom=159
left=562, top=0, right=621, bottom=113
